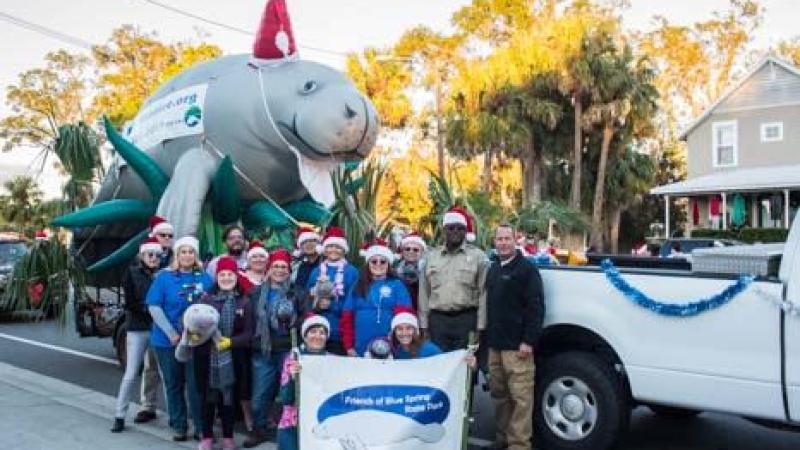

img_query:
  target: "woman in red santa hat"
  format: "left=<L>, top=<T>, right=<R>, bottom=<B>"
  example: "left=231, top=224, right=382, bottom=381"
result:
left=241, top=240, right=269, bottom=292
left=340, top=238, right=413, bottom=357
left=305, top=226, right=359, bottom=355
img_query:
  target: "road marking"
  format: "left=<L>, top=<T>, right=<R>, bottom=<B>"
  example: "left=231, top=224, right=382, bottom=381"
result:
left=0, top=332, right=119, bottom=366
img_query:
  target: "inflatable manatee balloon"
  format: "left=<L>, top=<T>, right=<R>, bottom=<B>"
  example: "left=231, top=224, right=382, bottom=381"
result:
left=53, top=0, right=379, bottom=272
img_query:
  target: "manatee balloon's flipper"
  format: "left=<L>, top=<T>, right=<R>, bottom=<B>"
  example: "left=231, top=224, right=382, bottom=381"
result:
left=103, top=116, right=169, bottom=198
left=88, top=229, right=149, bottom=272
left=52, top=199, right=156, bottom=228
left=283, top=197, right=331, bottom=225
left=210, top=155, right=241, bottom=224
left=156, top=147, right=218, bottom=237
left=243, top=201, right=293, bottom=230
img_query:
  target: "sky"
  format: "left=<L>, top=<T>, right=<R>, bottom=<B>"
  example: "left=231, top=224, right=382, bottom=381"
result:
left=0, top=0, right=798, bottom=197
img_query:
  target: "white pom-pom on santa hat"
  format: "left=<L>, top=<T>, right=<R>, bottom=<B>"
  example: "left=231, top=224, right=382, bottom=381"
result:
left=139, top=236, right=162, bottom=254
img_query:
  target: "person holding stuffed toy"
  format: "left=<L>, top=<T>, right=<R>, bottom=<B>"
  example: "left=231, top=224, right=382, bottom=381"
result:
left=147, top=236, right=213, bottom=441
left=276, top=315, right=330, bottom=450
left=181, top=256, right=253, bottom=450
left=341, top=238, right=413, bottom=357
left=244, top=248, right=305, bottom=448
left=305, top=226, right=359, bottom=356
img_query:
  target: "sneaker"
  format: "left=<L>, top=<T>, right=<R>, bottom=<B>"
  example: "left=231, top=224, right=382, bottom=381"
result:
left=110, top=418, right=124, bottom=433
left=221, top=437, right=236, bottom=450
left=197, top=438, right=214, bottom=450
left=173, top=432, right=189, bottom=442
left=242, top=429, right=268, bottom=448
left=133, top=410, right=157, bottom=424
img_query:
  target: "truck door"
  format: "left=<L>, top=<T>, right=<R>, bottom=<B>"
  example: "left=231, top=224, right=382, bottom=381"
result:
left=779, top=211, right=800, bottom=423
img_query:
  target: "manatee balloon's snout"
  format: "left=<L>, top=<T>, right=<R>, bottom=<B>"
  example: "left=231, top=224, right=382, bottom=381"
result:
left=288, top=86, right=379, bottom=161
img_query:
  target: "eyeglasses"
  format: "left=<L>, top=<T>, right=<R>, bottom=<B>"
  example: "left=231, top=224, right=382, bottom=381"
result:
left=271, top=264, right=290, bottom=270
left=157, top=233, right=173, bottom=238
left=403, top=247, right=421, bottom=253
left=369, top=259, right=389, bottom=266
left=143, top=251, right=162, bottom=258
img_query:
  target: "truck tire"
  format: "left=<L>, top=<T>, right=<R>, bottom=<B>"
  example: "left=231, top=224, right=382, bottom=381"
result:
left=648, top=404, right=700, bottom=419
left=114, top=322, right=127, bottom=370
left=534, top=351, right=630, bottom=450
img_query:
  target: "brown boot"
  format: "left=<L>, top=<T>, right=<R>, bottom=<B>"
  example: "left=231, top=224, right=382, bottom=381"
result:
left=242, top=429, right=268, bottom=448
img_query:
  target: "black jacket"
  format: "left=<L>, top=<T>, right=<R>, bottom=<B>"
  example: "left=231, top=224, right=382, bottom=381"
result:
left=294, top=255, right=321, bottom=293
left=122, top=263, right=156, bottom=332
left=485, top=250, right=545, bottom=350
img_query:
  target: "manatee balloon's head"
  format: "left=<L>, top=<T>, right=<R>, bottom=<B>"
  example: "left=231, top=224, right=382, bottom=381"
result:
left=260, top=60, right=379, bottom=161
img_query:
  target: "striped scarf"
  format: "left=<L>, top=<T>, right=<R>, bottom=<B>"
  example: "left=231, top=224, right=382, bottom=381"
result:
left=320, top=259, right=347, bottom=298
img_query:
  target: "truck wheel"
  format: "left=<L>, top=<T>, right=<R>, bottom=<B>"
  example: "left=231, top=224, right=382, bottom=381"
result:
left=534, top=351, right=630, bottom=450
left=115, top=324, right=127, bottom=371
left=648, top=405, right=700, bottom=419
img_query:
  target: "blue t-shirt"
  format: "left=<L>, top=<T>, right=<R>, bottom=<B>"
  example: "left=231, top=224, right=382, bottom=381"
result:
left=306, top=262, right=359, bottom=342
left=146, top=269, right=213, bottom=347
left=344, top=278, right=411, bottom=355
left=393, top=340, right=442, bottom=359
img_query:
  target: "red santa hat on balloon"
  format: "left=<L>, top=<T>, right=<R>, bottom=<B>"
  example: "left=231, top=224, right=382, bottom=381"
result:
left=360, top=237, right=395, bottom=264
left=442, top=206, right=477, bottom=242
left=148, top=215, right=174, bottom=237
left=251, top=0, right=298, bottom=65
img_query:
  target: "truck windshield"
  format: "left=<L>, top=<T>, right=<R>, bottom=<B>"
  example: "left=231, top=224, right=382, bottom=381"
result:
left=0, top=242, right=28, bottom=267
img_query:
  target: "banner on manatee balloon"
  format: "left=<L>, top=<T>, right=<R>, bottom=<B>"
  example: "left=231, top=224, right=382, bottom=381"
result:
left=299, top=350, right=469, bottom=450
left=124, top=83, right=208, bottom=149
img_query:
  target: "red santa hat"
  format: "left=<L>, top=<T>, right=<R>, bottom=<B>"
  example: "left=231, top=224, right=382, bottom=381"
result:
left=247, top=240, right=269, bottom=259
left=360, top=237, right=395, bottom=264
left=139, top=236, right=162, bottom=254
left=252, top=0, right=298, bottom=63
left=293, top=226, right=322, bottom=257
left=442, top=206, right=476, bottom=243
left=216, top=256, right=239, bottom=276
left=34, top=230, right=48, bottom=241
left=322, top=226, right=349, bottom=252
left=149, top=215, right=174, bottom=236
left=400, top=231, right=427, bottom=251
left=268, top=248, right=293, bottom=270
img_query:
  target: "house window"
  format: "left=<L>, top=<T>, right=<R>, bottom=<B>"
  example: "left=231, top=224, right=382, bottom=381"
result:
left=712, top=121, right=737, bottom=167
left=760, top=122, right=783, bottom=142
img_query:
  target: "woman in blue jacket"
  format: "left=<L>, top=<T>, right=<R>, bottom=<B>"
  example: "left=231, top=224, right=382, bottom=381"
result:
left=305, top=226, right=359, bottom=355
left=340, top=238, right=412, bottom=356
left=146, top=236, right=213, bottom=441
left=389, top=312, right=442, bottom=359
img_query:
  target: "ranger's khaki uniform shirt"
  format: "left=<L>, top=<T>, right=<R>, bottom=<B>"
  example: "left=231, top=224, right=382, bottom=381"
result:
left=418, top=243, right=489, bottom=330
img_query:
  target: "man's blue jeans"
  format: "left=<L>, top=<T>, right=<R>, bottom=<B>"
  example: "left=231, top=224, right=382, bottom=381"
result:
left=153, top=346, right=201, bottom=434
left=251, top=350, right=288, bottom=430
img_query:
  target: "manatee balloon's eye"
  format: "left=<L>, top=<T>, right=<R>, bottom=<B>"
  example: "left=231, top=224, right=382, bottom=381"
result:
left=301, top=80, right=318, bottom=95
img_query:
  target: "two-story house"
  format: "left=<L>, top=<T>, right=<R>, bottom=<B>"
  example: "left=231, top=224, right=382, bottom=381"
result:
left=652, top=55, right=800, bottom=237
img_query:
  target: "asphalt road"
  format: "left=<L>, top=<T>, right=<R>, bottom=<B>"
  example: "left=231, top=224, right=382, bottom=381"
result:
left=2, top=319, right=800, bottom=450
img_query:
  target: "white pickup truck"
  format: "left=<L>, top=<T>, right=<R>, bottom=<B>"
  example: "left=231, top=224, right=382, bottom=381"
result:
left=532, top=214, right=800, bottom=449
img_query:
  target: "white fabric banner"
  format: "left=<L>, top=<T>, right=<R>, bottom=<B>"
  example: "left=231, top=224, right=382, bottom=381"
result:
left=125, top=84, right=208, bottom=149
left=299, top=350, right=469, bottom=450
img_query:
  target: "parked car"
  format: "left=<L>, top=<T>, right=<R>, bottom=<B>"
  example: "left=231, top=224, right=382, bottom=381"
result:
left=531, top=223, right=799, bottom=449
left=657, top=237, right=743, bottom=258
left=0, top=237, right=29, bottom=295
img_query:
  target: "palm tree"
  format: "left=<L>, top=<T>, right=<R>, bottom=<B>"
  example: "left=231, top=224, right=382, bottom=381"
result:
left=53, top=122, right=103, bottom=212
left=605, top=147, right=656, bottom=253
left=584, top=34, right=658, bottom=250
left=0, top=176, right=43, bottom=235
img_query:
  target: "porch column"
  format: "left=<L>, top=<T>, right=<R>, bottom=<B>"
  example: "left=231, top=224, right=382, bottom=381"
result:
left=785, top=189, right=790, bottom=229
left=751, top=194, right=758, bottom=228
left=664, top=195, right=670, bottom=238
left=722, top=192, right=728, bottom=231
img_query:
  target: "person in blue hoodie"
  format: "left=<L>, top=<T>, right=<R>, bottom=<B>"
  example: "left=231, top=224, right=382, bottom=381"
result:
left=305, top=226, right=359, bottom=355
left=389, top=312, right=442, bottom=359
left=146, top=236, right=213, bottom=441
left=340, top=238, right=413, bottom=356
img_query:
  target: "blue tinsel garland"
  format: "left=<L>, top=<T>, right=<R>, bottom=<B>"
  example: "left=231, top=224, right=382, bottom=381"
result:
left=600, top=259, right=754, bottom=317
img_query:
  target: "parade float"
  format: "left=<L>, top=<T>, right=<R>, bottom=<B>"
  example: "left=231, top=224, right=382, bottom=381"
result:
left=52, top=0, right=379, bottom=278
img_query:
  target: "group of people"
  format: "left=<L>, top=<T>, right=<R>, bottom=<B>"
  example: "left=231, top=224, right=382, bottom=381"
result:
left=111, top=205, right=545, bottom=450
